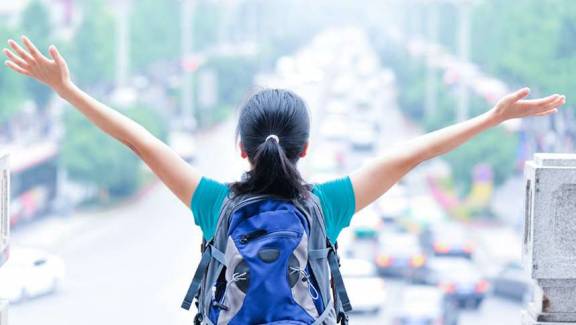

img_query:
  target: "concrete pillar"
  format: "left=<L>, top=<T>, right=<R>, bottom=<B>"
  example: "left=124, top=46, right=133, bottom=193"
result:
left=522, top=153, right=576, bottom=324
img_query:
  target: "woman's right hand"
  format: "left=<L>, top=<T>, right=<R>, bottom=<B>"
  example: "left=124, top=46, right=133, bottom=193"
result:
left=3, top=35, right=72, bottom=94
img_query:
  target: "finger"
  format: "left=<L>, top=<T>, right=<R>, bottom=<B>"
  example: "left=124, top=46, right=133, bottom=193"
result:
left=533, top=108, right=558, bottom=116
left=21, top=35, right=48, bottom=62
left=4, top=60, right=32, bottom=76
left=524, top=94, right=561, bottom=106
left=48, top=45, right=65, bottom=67
left=7, top=39, right=35, bottom=64
left=529, top=95, right=565, bottom=112
left=2, top=48, right=29, bottom=68
left=541, top=95, right=566, bottom=110
left=511, top=87, right=530, bottom=101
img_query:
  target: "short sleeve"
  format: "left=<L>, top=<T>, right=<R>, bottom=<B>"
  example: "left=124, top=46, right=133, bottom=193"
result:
left=311, top=176, right=356, bottom=244
left=190, top=176, right=230, bottom=240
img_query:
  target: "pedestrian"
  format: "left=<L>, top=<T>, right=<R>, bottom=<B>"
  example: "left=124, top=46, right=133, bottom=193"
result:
left=3, top=36, right=566, bottom=324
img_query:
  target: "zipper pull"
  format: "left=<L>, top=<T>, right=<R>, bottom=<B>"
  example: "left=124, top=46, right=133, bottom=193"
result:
left=240, top=229, right=267, bottom=244
left=212, top=301, right=229, bottom=311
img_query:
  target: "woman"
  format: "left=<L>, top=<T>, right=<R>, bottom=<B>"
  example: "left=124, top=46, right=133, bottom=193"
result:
left=2, top=35, right=566, bottom=256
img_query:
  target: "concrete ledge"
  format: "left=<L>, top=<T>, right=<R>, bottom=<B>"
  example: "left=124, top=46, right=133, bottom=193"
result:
left=523, top=310, right=575, bottom=325
left=526, top=302, right=576, bottom=323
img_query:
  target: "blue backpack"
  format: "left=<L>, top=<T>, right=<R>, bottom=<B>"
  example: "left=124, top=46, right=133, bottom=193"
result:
left=181, top=192, right=352, bottom=324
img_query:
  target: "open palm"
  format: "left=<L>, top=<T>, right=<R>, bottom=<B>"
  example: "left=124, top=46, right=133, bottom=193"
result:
left=3, top=36, right=71, bottom=92
left=492, top=87, right=566, bottom=122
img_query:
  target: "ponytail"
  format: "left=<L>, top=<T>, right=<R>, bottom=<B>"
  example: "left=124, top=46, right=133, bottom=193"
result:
left=230, top=89, right=311, bottom=199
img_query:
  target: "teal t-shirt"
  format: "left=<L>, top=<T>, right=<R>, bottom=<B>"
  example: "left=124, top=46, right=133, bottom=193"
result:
left=190, top=176, right=356, bottom=244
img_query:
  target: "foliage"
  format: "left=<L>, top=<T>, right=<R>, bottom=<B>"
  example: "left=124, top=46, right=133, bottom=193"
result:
left=61, top=104, right=167, bottom=200
left=422, top=86, right=457, bottom=132
left=193, top=1, right=221, bottom=52
left=0, top=26, right=25, bottom=126
left=68, top=0, right=115, bottom=89
left=130, top=0, right=180, bottom=73
left=444, top=126, right=519, bottom=196
left=471, top=0, right=576, bottom=96
left=21, top=0, right=53, bottom=113
left=193, top=55, right=259, bottom=127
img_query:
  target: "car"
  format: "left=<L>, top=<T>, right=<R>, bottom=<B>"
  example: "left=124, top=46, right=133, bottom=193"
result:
left=375, top=233, right=426, bottom=278
left=0, top=247, right=66, bottom=303
left=420, top=257, right=489, bottom=309
left=374, top=184, right=409, bottom=224
left=349, top=121, right=378, bottom=151
left=345, top=207, right=381, bottom=261
left=391, top=285, right=459, bottom=325
left=492, top=261, right=532, bottom=303
left=420, top=223, right=475, bottom=259
left=340, top=258, right=386, bottom=314
left=350, top=206, right=381, bottom=236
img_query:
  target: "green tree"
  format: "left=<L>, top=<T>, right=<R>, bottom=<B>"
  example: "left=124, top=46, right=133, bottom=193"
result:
left=444, top=126, right=519, bottom=196
left=130, top=0, right=180, bottom=73
left=68, top=0, right=115, bottom=89
left=471, top=0, right=576, bottom=96
left=193, top=1, right=221, bottom=51
left=21, top=0, right=53, bottom=118
left=0, top=26, right=25, bottom=131
left=194, top=55, right=258, bottom=127
left=61, top=104, right=167, bottom=202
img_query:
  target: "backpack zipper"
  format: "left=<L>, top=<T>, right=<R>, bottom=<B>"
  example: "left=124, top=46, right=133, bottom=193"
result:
left=239, top=230, right=299, bottom=244
left=239, top=229, right=268, bottom=244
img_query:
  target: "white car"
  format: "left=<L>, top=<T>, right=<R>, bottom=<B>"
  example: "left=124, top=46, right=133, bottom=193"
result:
left=340, top=258, right=386, bottom=314
left=0, top=247, right=66, bottom=303
left=349, top=124, right=378, bottom=151
left=392, top=285, right=459, bottom=325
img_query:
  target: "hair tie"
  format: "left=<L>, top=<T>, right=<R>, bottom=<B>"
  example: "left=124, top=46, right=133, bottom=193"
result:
left=265, top=134, right=280, bottom=143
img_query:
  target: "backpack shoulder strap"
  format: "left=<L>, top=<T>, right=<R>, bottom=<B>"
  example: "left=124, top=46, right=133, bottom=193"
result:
left=180, top=191, right=238, bottom=311
left=299, top=190, right=353, bottom=322
left=181, top=239, right=214, bottom=310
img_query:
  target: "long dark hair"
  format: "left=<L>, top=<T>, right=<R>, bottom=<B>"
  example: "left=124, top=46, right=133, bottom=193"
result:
left=230, top=88, right=311, bottom=199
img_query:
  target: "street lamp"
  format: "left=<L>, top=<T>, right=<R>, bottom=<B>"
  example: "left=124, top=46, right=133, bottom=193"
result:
left=180, top=0, right=197, bottom=132
left=414, top=0, right=480, bottom=121
left=109, top=0, right=136, bottom=106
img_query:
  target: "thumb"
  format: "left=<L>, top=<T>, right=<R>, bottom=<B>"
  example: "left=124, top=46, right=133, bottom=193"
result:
left=48, top=45, right=65, bottom=66
left=509, top=87, right=530, bottom=102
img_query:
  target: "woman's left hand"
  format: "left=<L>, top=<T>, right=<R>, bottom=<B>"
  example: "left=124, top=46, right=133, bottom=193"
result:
left=490, top=87, right=566, bottom=123
left=3, top=35, right=72, bottom=94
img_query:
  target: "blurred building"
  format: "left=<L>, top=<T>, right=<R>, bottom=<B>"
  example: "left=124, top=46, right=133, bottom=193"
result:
left=0, top=152, right=10, bottom=325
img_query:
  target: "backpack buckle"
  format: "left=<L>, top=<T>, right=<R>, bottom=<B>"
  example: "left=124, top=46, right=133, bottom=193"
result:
left=193, top=313, right=203, bottom=325
left=337, top=311, right=349, bottom=325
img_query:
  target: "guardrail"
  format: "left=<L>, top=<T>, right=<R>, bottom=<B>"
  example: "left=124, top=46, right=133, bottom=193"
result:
left=0, top=152, right=8, bottom=268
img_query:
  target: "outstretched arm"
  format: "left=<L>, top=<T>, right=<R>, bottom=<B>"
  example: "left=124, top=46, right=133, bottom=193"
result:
left=350, top=87, right=566, bottom=212
left=3, top=36, right=201, bottom=208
